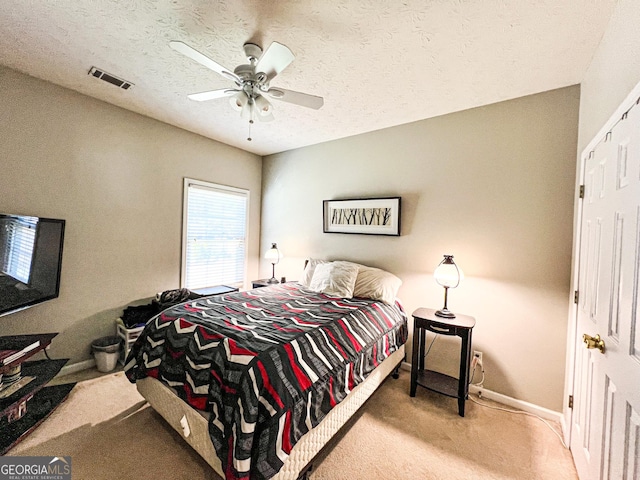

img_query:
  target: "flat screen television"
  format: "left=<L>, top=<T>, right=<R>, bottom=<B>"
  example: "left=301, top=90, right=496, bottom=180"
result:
left=0, top=214, right=65, bottom=317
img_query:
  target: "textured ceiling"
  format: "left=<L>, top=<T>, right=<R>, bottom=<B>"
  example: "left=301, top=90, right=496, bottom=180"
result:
left=0, top=0, right=616, bottom=156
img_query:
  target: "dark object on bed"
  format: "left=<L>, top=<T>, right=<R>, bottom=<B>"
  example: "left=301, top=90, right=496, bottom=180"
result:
left=121, top=303, right=160, bottom=328
left=121, top=288, right=218, bottom=328
left=156, top=287, right=195, bottom=306
left=125, top=282, right=407, bottom=480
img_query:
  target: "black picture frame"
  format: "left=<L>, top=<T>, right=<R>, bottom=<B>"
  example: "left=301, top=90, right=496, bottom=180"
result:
left=323, top=197, right=401, bottom=236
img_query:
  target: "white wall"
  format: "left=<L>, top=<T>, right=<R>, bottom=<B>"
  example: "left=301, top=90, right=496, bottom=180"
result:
left=0, top=67, right=262, bottom=364
left=261, top=86, right=580, bottom=411
left=578, top=0, right=640, bottom=153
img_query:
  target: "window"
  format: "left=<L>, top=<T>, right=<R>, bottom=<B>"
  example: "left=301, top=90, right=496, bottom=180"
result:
left=1, top=217, right=37, bottom=284
left=182, top=178, right=249, bottom=289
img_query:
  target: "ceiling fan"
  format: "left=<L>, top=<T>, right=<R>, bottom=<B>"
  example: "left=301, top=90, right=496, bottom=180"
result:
left=170, top=40, right=324, bottom=140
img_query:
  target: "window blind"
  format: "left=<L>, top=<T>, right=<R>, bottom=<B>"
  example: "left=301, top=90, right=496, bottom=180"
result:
left=183, top=181, right=248, bottom=289
left=1, top=217, right=37, bottom=284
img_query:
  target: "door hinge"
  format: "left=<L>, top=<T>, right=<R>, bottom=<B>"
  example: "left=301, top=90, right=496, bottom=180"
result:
left=574, top=290, right=579, bottom=304
left=579, top=185, right=585, bottom=199
left=568, top=395, right=573, bottom=409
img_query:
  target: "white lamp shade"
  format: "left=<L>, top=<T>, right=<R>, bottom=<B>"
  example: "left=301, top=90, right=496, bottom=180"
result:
left=230, top=91, right=248, bottom=112
left=265, top=243, right=282, bottom=263
left=254, top=95, right=273, bottom=116
left=434, top=255, right=463, bottom=288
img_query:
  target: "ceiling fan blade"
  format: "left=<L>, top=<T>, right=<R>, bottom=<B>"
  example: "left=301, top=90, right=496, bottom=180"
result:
left=255, top=42, right=295, bottom=81
left=187, top=89, right=238, bottom=102
left=169, top=41, right=241, bottom=84
left=267, top=88, right=324, bottom=110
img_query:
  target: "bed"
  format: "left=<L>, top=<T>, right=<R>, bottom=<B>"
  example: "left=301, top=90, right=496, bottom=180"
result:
left=125, top=260, right=407, bottom=480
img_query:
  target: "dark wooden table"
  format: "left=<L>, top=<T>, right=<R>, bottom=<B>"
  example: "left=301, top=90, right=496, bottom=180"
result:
left=410, top=307, right=476, bottom=417
left=0, top=333, right=72, bottom=454
left=191, top=285, right=239, bottom=296
left=251, top=279, right=279, bottom=289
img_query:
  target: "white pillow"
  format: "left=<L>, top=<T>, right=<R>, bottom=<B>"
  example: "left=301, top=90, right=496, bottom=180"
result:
left=301, top=258, right=328, bottom=287
left=353, top=265, right=402, bottom=305
left=309, top=261, right=359, bottom=298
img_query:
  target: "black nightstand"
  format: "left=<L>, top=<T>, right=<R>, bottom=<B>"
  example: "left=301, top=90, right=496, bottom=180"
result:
left=251, top=279, right=279, bottom=289
left=410, top=307, right=476, bottom=417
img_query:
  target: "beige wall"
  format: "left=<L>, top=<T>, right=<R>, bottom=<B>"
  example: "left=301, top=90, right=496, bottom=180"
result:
left=0, top=62, right=587, bottom=411
left=0, top=67, right=262, bottom=364
left=261, top=86, right=580, bottom=411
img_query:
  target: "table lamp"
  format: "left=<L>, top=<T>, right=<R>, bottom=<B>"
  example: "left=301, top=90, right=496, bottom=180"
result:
left=264, top=243, right=282, bottom=283
left=434, top=254, right=463, bottom=318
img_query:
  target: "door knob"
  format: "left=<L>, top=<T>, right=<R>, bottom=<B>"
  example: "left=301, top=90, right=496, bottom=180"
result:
left=583, top=333, right=605, bottom=354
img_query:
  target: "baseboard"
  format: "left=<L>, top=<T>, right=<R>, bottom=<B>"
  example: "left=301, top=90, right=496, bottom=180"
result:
left=59, top=357, right=565, bottom=425
left=560, top=412, right=570, bottom=446
left=402, top=361, right=562, bottom=423
left=468, top=384, right=562, bottom=423
left=58, top=358, right=95, bottom=377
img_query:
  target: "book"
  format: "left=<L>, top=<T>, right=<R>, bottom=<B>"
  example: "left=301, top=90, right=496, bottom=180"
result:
left=0, top=375, right=34, bottom=399
left=0, top=341, right=40, bottom=367
left=0, top=334, right=56, bottom=369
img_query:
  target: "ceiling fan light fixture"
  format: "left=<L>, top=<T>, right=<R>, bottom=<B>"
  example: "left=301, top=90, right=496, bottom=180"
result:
left=171, top=39, right=324, bottom=140
left=230, top=91, right=248, bottom=111
left=254, top=95, right=273, bottom=116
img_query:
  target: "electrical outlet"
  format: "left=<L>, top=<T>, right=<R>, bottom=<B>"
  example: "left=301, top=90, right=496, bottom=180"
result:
left=473, top=350, right=483, bottom=367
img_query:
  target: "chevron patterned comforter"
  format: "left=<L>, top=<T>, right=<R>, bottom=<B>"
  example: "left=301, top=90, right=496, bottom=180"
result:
left=124, top=282, right=407, bottom=480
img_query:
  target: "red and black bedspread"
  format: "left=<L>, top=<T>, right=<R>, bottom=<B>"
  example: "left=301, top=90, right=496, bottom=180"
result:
left=124, top=282, right=407, bottom=480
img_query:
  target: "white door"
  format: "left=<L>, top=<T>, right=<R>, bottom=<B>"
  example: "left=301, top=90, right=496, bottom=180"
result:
left=570, top=91, right=640, bottom=480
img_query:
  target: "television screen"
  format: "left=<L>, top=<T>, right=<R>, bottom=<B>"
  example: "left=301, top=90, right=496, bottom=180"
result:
left=0, top=214, right=65, bottom=317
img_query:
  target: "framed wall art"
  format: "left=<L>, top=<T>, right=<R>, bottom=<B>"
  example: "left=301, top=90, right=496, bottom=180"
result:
left=323, top=197, right=401, bottom=236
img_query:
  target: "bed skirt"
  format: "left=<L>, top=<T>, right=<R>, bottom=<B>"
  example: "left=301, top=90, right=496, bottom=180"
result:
left=136, top=344, right=405, bottom=479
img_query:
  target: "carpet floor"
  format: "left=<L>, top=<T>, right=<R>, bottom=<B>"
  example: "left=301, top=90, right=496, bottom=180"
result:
left=7, top=369, right=578, bottom=480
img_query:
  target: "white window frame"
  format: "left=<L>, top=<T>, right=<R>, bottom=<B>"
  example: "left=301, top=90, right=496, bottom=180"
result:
left=181, top=178, right=250, bottom=289
left=1, top=216, right=37, bottom=285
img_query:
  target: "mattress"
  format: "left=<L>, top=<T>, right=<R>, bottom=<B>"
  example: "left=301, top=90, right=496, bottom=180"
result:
left=137, top=345, right=404, bottom=480
left=125, top=282, right=408, bottom=479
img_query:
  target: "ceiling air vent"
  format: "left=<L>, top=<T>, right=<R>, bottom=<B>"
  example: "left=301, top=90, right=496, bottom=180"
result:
left=88, top=67, right=133, bottom=90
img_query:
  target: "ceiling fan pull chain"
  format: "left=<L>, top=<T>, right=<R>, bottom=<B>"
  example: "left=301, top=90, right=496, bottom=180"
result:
left=247, top=97, right=255, bottom=141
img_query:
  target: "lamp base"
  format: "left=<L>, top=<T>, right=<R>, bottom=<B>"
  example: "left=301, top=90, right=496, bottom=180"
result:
left=435, top=308, right=456, bottom=319
left=266, top=277, right=280, bottom=284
